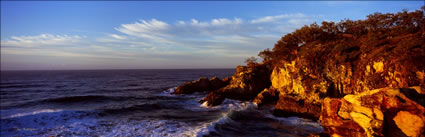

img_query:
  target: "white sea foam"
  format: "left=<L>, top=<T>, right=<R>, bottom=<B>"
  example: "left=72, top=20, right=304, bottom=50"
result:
left=166, top=87, right=177, bottom=94
left=201, top=101, right=209, bottom=107
left=157, top=87, right=177, bottom=96
left=190, top=100, right=256, bottom=136
left=1, top=109, right=97, bottom=137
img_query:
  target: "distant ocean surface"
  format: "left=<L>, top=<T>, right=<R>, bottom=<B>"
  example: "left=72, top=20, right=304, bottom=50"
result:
left=0, top=69, right=322, bottom=137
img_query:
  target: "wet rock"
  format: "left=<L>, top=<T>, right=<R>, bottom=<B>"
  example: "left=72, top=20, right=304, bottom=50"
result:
left=201, top=63, right=272, bottom=106
left=319, top=87, right=425, bottom=137
left=173, top=77, right=230, bottom=94
left=199, top=90, right=224, bottom=107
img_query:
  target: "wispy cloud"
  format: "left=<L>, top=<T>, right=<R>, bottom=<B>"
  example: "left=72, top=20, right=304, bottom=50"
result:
left=108, top=14, right=320, bottom=57
left=1, top=34, right=83, bottom=47
left=115, top=19, right=171, bottom=42
left=250, top=13, right=307, bottom=24
left=109, top=34, right=127, bottom=40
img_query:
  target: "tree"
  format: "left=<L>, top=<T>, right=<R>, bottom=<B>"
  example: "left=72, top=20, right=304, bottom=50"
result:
left=245, top=56, right=258, bottom=67
left=256, top=7, right=424, bottom=67
left=258, top=48, right=273, bottom=62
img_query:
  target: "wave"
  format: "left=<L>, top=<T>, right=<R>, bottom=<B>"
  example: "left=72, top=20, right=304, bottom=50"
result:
left=41, top=95, right=151, bottom=104
left=100, top=103, right=165, bottom=115
left=192, top=100, right=323, bottom=136
left=44, top=95, right=109, bottom=103
left=1, top=109, right=98, bottom=137
left=1, top=97, right=323, bottom=137
left=265, top=114, right=324, bottom=133
left=184, top=100, right=258, bottom=137
left=2, top=94, right=172, bottom=111
left=1, top=95, right=112, bottom=109
left=0, top=84, right=48, bottom=89
left=157, top=87, right=177, bottom=96
left=2, top=109, right=63, bottom=119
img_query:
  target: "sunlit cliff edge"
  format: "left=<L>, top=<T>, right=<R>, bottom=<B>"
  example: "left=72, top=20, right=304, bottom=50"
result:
left=174, top=8, right=425, bottom=137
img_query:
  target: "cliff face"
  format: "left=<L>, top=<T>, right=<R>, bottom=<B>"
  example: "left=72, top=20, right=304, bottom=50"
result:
left=262, top=32, right=425, bottom=119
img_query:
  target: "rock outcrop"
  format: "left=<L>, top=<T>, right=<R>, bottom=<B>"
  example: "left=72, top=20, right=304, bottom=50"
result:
left=250, top=27, right=425, bottom=121
left=200, top=63, right=272, bottom=106
left=173, top=77, right=230, bottom=94
left=320, top=87, right=425, bottom=137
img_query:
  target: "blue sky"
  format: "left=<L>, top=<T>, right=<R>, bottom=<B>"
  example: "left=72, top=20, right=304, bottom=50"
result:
left=1, top=1, right=423, bottom=70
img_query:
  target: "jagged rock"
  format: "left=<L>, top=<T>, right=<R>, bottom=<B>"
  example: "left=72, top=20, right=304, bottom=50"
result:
left=253, top=88, right=279, bottom=107
left=209, top=77, right=230, bottom=89
left=173, top=77, right=230, bottom=94
left=319, top=87, right=425, bottom=137
left=200, top=63, right=272, bottom=106
left=199, top=90, right=224, bottom=107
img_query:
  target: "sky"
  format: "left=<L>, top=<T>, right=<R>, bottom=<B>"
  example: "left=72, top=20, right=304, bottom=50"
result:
left=1, top=1, right=423, bottom=70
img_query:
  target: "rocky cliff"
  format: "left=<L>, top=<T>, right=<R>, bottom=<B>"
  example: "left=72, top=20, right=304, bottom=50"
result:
left=175, top=8, right=425, bottom=136
left=257, top=30, right=425, bottom=120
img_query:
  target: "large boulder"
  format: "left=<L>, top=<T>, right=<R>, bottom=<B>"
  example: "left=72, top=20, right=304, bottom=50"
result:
left=173, top=77, right=230, bottom=94
left=320, top=87, right=425, bottom=137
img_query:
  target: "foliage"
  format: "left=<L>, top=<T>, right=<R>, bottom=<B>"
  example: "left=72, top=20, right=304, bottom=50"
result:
left=258, top=8, right=425, bottom=67
left=245, top=56, right=258, bottom=67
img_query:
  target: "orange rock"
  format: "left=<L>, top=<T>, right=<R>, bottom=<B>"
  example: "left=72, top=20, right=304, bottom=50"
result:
left=320, top=87, right=425, bottom=137
left=393, top=111, right=425, bottom=137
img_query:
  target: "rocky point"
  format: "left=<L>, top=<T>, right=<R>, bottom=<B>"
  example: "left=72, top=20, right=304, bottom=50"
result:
left=174, top=8, right=425, bottom=136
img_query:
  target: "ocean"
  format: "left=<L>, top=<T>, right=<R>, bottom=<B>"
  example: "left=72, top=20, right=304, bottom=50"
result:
left=0, top=69, right=323, bottom=137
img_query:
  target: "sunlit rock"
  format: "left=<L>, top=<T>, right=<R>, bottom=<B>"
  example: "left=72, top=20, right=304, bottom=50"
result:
left=393, top=111, right=424, bottom=137
left=320, top=87, right=425, bottom=137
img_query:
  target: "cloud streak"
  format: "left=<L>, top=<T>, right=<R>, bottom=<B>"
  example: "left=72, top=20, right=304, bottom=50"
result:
left=250, top=13, right=307, bottom=24
left=1, top=34, right=83, bottom=47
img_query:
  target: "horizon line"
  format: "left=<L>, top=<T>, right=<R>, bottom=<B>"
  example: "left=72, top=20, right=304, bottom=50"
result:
left=0, top=68, right=237, bottom=72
